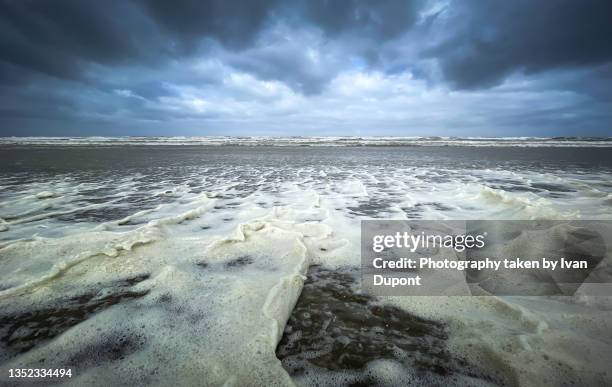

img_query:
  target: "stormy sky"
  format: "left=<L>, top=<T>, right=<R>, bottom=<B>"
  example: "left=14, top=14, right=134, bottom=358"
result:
left=0, top=0, right=611, bottom=137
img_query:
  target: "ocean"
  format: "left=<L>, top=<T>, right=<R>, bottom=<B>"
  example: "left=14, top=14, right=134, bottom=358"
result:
left=1, top=139, right=612, bottom=386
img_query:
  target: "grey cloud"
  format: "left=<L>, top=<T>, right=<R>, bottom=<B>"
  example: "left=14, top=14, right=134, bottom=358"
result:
left=0, top=0, right=610, bottom=136
left=139, top=0, right=423, bottom=49
left=0, top=0, right=424, bottom=89
left=138, top=0, right=278, bottom=51
left=0, top=0, right=164, bottom=81
left=294, top=0, right=423, bottom=40
left=427, top=0, right=612, bottom=89
left=224, top=29, right=344, bottom=95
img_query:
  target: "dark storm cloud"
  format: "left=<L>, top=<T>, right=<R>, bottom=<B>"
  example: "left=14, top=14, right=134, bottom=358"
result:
left=295, top=0, right=422, bottom=40
left=0, top=0, right=423, bottom=86
left=222, top=0, right=424, bottom=94
left=0, top=0, right=610, bottom=136
left=428, top=0, right=612, bottom=89
left=6, top=0, right=607, bottom=93
left=0, top=0, right=164, bottom=81
left=139, top=0, right=423, bottom=48
left=137, top=0, right=277, bottom=51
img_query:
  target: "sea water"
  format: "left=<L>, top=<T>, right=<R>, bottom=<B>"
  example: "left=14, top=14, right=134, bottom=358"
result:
left=1, top=142, right=611, bottom=386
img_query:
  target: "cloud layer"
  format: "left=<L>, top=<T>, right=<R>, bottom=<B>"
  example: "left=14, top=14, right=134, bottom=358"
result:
left=0, top=0, right=610, bottom=136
